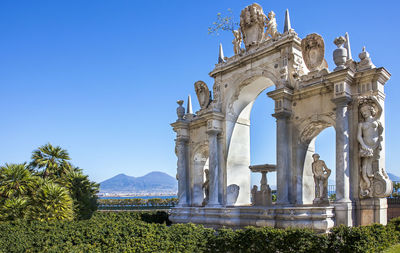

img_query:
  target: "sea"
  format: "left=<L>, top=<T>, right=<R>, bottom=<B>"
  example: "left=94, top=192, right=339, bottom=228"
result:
left=99, top=196, right=177, bottom=200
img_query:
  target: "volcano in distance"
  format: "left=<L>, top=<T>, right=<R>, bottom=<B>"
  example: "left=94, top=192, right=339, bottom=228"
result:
left=99, top=171, right=177, bottom=194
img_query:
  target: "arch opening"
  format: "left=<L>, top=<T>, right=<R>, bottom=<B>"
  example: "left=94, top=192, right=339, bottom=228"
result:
left=225, top=76, right=275, bottom=206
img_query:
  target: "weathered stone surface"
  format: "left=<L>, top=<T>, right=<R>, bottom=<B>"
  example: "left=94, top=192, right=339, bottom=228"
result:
left=171, top=2, right=391, bottom=232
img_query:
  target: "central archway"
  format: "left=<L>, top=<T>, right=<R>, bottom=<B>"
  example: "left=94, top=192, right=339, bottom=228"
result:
left=225, top=72, right=277, bottom=206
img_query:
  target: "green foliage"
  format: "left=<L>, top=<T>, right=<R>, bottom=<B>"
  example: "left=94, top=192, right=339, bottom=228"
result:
left=0, top=143, right=98, bottom=222
left=0, top=163, right=35, bottom=198
left=28, top=181, right=74, bottom=221
left=97, top=197, right=178, bottom=210
left=30, top=143, right=71, bottom=178
left=208, top=8, right=238, bottom=35
left=63, top=169, right=99, bottom=219
left=0, top=211, right=399, bottom=252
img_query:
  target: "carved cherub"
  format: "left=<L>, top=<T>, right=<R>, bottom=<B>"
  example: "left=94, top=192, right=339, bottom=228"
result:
left=265, top=11, right=279, bottom=40
left=232, top=29, right=242, bottom=55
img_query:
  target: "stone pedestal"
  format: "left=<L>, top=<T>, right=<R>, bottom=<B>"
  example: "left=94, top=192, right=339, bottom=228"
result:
left=358, top=198, right=388, bottom=226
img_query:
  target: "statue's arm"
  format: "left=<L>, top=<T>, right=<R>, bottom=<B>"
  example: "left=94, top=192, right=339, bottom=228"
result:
left=357, top=123, right=367, bottom=148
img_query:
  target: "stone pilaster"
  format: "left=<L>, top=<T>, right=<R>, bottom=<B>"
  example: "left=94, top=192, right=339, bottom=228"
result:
left=217, top=133, right=225, bottom=205
left=171, top=120, right=190, bottom=207
left=269, top=87, right=293, bottom=205
left=274, top=110, right=292, bottom=205
left=176, top=137, right=189, bottom=206
left=206, top=118, right=223, bottom=207
left=333, top=95, right=353, bottom=226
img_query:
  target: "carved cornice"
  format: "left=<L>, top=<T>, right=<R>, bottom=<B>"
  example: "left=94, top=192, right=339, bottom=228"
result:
left=354, top=67, right=391, bottom=85
left=325, top=68, right=355, bottom=84
left=267, top=87, right=294, bottom=101
left=209, top=35, right=301, bottom=78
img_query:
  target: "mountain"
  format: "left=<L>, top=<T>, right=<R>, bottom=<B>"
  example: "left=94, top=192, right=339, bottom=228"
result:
left=388, top=173, right=400, bottom=182
left=100, top=171, right=177, bottom=194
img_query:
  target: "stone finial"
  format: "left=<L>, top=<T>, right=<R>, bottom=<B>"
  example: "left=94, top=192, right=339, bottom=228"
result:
left=218, top=43, right=225, bottom=63
left=284, top=9, right=291, bottom=33
left=333, top=36, right=347, bottom=71
left=187, top=95, right=193, bottom=114
left=358, top=46, right=375, bottom=71
left=176, top=100, right=185, bottom=120
left=344, top=32, right=352, bottom=60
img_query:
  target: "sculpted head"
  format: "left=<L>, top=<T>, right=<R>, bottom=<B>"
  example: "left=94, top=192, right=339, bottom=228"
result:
left=360, top=104, right=376, bottom=119
left=268, top=11, right=275, bottom=19
left=312, top=153, right=320, bottom=161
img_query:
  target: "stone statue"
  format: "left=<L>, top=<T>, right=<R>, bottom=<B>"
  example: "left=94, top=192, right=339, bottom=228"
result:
left=312, top=153, right=331, bottom=203
left=357, top=96, right=383, bottom=197
left=232, top=29, right=242, bottom=55
left=194, top=81, right=211, bottom=110
left=251, top=185, right=258, bottom=205
left=265, top=11, right=279, bottom=40
left=202, top=169, right=209, bottom=206
left=239, top=3, right=266, bottom=49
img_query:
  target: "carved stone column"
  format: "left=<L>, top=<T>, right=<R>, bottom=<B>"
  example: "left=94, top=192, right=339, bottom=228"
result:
left=206, top=118, right=223, bottom=207
left=217, top=133, right=225, bottom=205
left=171, top=118, right=190, bottom=207
left=176, top=137, right=189, bottom=206
left=207, top=130, right=221, bottom=207
left=274, top=111, right=292, bottom=205
left=268, top=88, right=293, bottom=205
left=333, top=95, right=353, bottom=226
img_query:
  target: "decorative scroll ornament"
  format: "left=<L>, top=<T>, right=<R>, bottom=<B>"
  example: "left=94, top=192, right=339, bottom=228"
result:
left=357, top=96, right=391, bottom=198
left=194, top=81, right=211, bottom=110
left=301, top=33, right=328, bottom=72
left=239, top=3, right=266, bottom=49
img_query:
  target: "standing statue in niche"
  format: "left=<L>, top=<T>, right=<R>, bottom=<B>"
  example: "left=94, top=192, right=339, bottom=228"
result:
left=232, top=29, right=242, bottom=55
left=265, top=11, right=279, bottom=40
left=202, top=169, right=209, bottom=206
left=357, top=97, right=383, bottom=197
left=312, top=153, right=331, bottom=203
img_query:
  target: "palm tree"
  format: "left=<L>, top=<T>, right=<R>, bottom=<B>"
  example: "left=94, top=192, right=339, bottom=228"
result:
left=0, top=196, right=28, bottom=221
left=30, top=143, right=71, bottom=178
left=0, top=163, right=35, bottom=198
left=62, top=168, right=99, bottom=219
left=28, top=181, right=74, bottom=221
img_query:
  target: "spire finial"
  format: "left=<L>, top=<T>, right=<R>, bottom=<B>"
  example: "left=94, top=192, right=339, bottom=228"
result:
left=218, top=43, right=225, bottom=63
left=284, top=9, right=291, bottom=33
left=344, top=32, right=352, bottom=60
left=187, top=94, right=193, bottom=114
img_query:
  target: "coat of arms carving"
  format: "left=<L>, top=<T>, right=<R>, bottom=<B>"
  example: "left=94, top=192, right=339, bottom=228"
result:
left=301, top=33, right=328, bottom=72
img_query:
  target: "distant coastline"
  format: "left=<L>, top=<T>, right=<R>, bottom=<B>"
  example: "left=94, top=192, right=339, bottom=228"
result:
left=99, top=195, right=177, bottom=199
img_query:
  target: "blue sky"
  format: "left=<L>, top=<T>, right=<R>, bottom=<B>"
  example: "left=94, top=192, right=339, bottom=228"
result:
left=0, top=0, right=399, bottom=185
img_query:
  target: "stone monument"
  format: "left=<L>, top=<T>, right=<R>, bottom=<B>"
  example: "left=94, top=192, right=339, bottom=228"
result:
left=170, top=3, right=392, bottom=232
left=312, top=154, right=331, bottom=204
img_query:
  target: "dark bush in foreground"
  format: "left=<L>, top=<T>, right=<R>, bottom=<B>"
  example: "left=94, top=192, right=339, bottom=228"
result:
left=0, top=212, right=399, bottom=252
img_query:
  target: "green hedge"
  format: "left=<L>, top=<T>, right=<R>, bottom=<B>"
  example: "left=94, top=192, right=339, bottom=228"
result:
left=0, top=212, right=399, bottom=252
left=97, top=198, right=178, bottom=210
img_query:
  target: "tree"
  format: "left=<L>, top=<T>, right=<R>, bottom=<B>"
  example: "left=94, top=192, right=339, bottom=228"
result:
left=0, top=163, right=35, bottom=198
left=30, top=143, right=72, bottom=178
left=208, top=8, right=238, bottom=35
left=0, top=196, right=28, bottom=221
left=28, top=181, right=74, bottom=221
left=62, top=168, right=99, bottom=219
